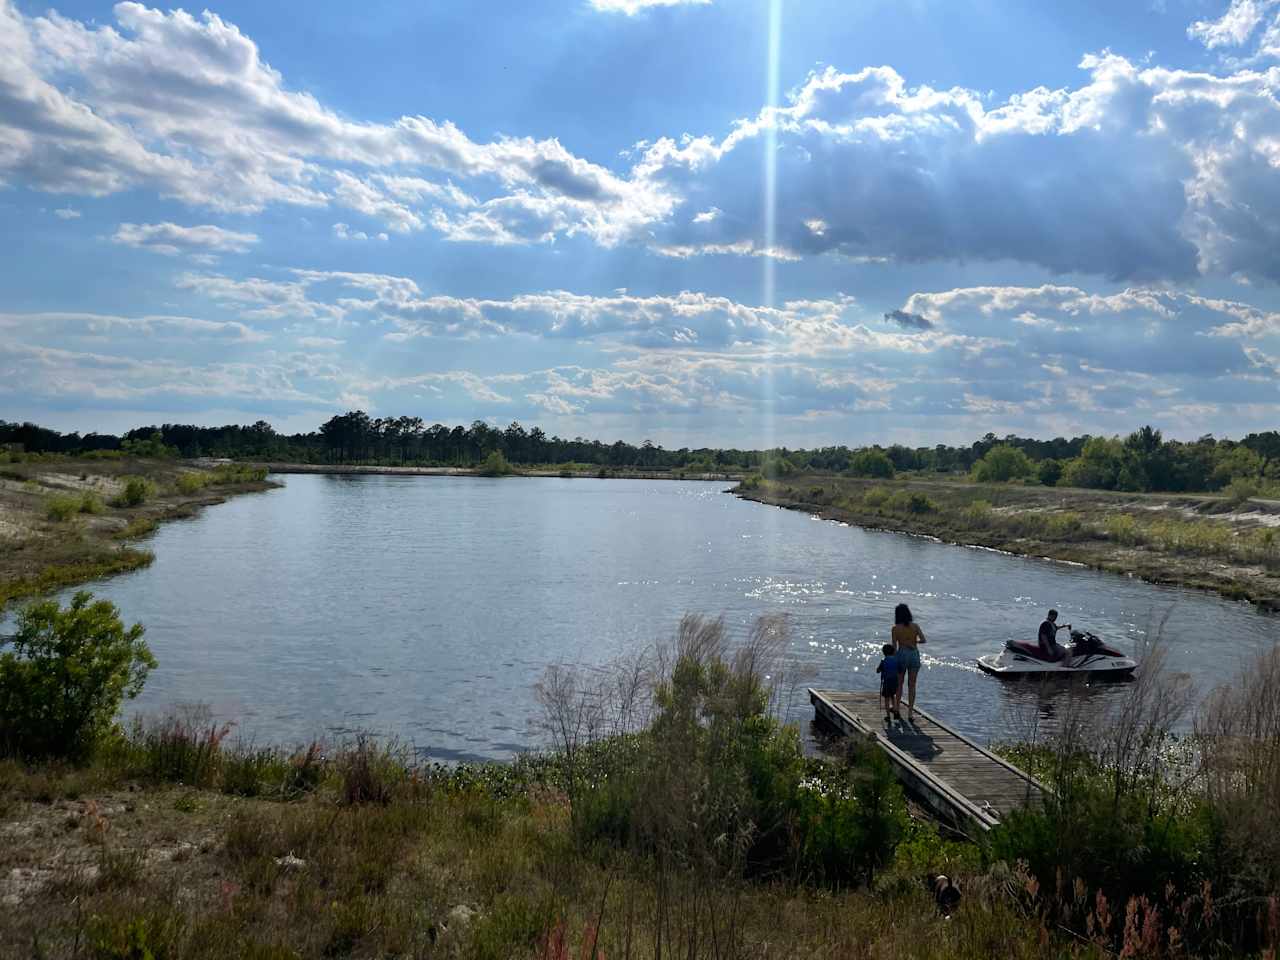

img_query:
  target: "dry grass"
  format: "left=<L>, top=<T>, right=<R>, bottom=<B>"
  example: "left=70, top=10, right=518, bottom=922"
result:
left=737, top=475, right=1280, bottom=609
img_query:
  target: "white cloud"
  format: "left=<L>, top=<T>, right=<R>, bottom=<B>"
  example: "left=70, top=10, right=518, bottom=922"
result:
left=0, top=1, right=675, bottom=241
left=52, top=207, right=80, bottom=219
left=10, top=2, right=1280, bottom=279
left=589, top=0, right=710, bottom=14
left=0, top=310, right=267, bottom=342
left=112, top=222, right=259, bottom=258
left=1188, top=0, right=1274, bottom=48
left=332, top=223, right=389, bottom=242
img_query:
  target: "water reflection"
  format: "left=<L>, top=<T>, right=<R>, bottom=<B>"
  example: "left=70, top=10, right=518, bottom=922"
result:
left=32, top=475, right=1279, bottom=761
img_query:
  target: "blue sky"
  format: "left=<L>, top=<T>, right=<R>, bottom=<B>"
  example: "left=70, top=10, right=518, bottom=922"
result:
left=3, top=0, right=1280, bottom=447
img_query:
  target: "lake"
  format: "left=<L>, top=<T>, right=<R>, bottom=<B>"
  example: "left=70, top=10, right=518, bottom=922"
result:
left=49, top=474, right=1280, bottom=760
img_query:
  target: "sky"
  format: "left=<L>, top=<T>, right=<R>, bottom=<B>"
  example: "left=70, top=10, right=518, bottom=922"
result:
left=3, top=0, right=1280, bottom=448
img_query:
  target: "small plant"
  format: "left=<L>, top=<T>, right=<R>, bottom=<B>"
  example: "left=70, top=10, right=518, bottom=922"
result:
left=79, top=491, right=105, bottom=514
left=0, top=592, right=154, bottom=759
left=1225, top=476, right=1261, bottom=506
left=112, top=476, right=156, bottom=508
left=113, top=517, right=158, bottom=540
left=862, top=486, right=891, bottom=509
left=175, top=471, right=210, bottom=494
left=962, top=499, right=993, bottom=524
left=1105, top=513, right=1140, bottom=545
left=739, top=473, right=763, bottom=490
left=46, top=493, right=81, bottom=521
left=479, top=450, right=514, bottom=477
left=886, top=491, right=936, bottom=514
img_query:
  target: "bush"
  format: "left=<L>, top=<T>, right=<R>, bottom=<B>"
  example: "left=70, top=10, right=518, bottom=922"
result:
left=961, top=499, right=993, bottom=524
left=1037, top=458, right=1063, bottom=486
left=739, top=474, right=762, bottom=490
left=1105, top=513, right=1140, bottom=545
left=46, top=493, right=81, bottom=521
left=1225, top=476, right=1261, bottom=506
left=862, top=486, right=891, bottom=509
left=1043, top=511, right=1085, bottom=539
left=0, top=591, right=155, bottom=759
left=120, top=431, right=178, bottom=459
left=887, top=491, right=936, bottom=514
left=478, top=450, right=514, bottom=477
left=848, top=449, right=895, bottom=479
left=175, top=472, right=210, bottom=494
left=209, top=465, right=268, bottom=485
left=79, top=491, right=105, bottom=514
left=113, top=476, right=156, bottom=507
left=760, top=456, right=796, bottom=479
left=971, top=444, right=1034, bottom=483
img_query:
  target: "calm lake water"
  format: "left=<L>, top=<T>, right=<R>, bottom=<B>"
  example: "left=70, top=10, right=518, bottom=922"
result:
left=45, top=475, right=1280, bottom=760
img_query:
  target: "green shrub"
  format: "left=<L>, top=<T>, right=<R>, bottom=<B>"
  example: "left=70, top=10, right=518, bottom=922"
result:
left=112, top=476, right=156, bottom=507
left=971, top=444, right=1034, bottom=483
left=120, top=430, right=179, bottom=459
left=0, top=592, right=155, bottom=759
left=1043, top=511, right=1085, bottom=539
left=209, top=465, right=268, bottom=485
left=961, top=499, right=993, bottom=524
left=1225, top=476, right=1261, bottom=506
left=478, top=450, right=514, bottom=477
left=862, top=486, right=891, bottom=509
left=760, top=456, right=796, bottom=479
left=848, top=448, right=895, bottom=479
left=1037, top=458, right=1063, bottom=486
left=79, top=491, right=105, bottom=514
left=739, top=473, right=763, bottom=490
left=46, top=493, right=81, bottom=521
left=1105, top=513, right=1140, bottom=545
left=175, top=471, right=210, bottom=494
left=886, top=491, right=936, bottom=514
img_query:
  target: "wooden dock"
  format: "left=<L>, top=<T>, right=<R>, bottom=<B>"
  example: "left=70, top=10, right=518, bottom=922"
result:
left=809, top=689, right=1047, bottom=832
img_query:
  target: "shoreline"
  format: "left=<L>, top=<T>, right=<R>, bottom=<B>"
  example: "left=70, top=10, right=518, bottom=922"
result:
left=734, top=477, right=1280, bottom=613
left=0, top=458, right=277, bottom=611
left=250, top=461, right=742, bottom=481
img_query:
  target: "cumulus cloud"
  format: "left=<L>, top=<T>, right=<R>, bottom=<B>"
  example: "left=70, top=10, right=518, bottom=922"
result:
left=9, top=2, right=1280, bottom=280
left=333, top=223, right=389, bottom=242
left=884, top=309, right=932, bottom=331
left=0, top=1, right=675, bottom=241
left=112, top=222, right=259, bottom=258
left=0, top=310, right=267, bottom=342
left=1188, top=0, right=1274, bottom=49
left=52, top=207, right=80, bottom=219
left=590, top=0, right=710, bottom=13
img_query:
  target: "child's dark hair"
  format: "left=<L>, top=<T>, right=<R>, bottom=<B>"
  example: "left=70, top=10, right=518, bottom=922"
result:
left=894, top=602, right=913, bottom=626
left=882, top=643, right=895, bottom=656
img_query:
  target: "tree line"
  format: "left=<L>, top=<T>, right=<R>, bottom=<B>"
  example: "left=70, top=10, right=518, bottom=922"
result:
left=3, top=415, right=1277, bottom=493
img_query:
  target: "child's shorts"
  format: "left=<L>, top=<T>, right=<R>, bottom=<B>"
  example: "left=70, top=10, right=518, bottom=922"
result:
left=880, top=678, right=897, bottom=698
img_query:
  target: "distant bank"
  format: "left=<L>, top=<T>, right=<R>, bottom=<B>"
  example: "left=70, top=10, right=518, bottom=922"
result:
left=734, top=473, right=1280, bottom=612
left=249, top=461, right=743, bottom=482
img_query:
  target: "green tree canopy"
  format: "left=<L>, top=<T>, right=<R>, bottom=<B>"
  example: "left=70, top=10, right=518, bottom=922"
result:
left=0, top=592, right=154, bottom=759
left=971, top=444, right=1034, bottom=483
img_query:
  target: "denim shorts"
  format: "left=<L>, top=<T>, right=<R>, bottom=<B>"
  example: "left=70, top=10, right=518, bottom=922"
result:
left=896, top=646, right=921, bottom=672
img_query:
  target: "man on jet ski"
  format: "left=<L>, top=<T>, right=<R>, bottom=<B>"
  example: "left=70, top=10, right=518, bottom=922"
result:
left=1038, top=609, right=1073, bottom=663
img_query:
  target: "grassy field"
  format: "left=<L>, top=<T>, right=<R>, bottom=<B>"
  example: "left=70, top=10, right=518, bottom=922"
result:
left=0, top=727, right=1093, bottom=960
left=0, top=457, right=275, bottom=611
left=736, top=474, right=1280, bottom=610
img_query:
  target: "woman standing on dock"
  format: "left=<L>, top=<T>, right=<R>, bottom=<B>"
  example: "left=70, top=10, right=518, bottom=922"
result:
left=892, top=602, right=926, bottom=722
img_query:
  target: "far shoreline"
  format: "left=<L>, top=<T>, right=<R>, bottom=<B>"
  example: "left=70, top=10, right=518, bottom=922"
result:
left=247, top=461, right=743, bottom=482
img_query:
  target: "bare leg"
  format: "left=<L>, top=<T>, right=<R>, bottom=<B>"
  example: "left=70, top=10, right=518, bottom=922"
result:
left=907, top=668, right=919, bottom=719
left=894, top=674, right=905, bottom=716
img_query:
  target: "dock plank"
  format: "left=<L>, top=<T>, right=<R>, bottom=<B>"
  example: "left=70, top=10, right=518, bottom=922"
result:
left=809, top=688, right=1047, bottom=831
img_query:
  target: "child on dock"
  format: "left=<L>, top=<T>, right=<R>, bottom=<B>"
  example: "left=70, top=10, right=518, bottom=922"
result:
left=876, top=643, right=900, bottom=723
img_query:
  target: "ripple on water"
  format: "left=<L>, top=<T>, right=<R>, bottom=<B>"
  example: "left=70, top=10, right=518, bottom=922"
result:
left=26, top=474, right=1278, bottom=761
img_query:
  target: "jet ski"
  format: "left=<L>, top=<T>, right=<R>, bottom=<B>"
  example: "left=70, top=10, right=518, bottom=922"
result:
left=977, top=630, right=1137, bottom=678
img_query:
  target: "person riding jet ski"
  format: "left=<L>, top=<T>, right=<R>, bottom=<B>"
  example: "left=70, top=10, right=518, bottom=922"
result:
left=1038, top=609, right=1072, bottom=663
